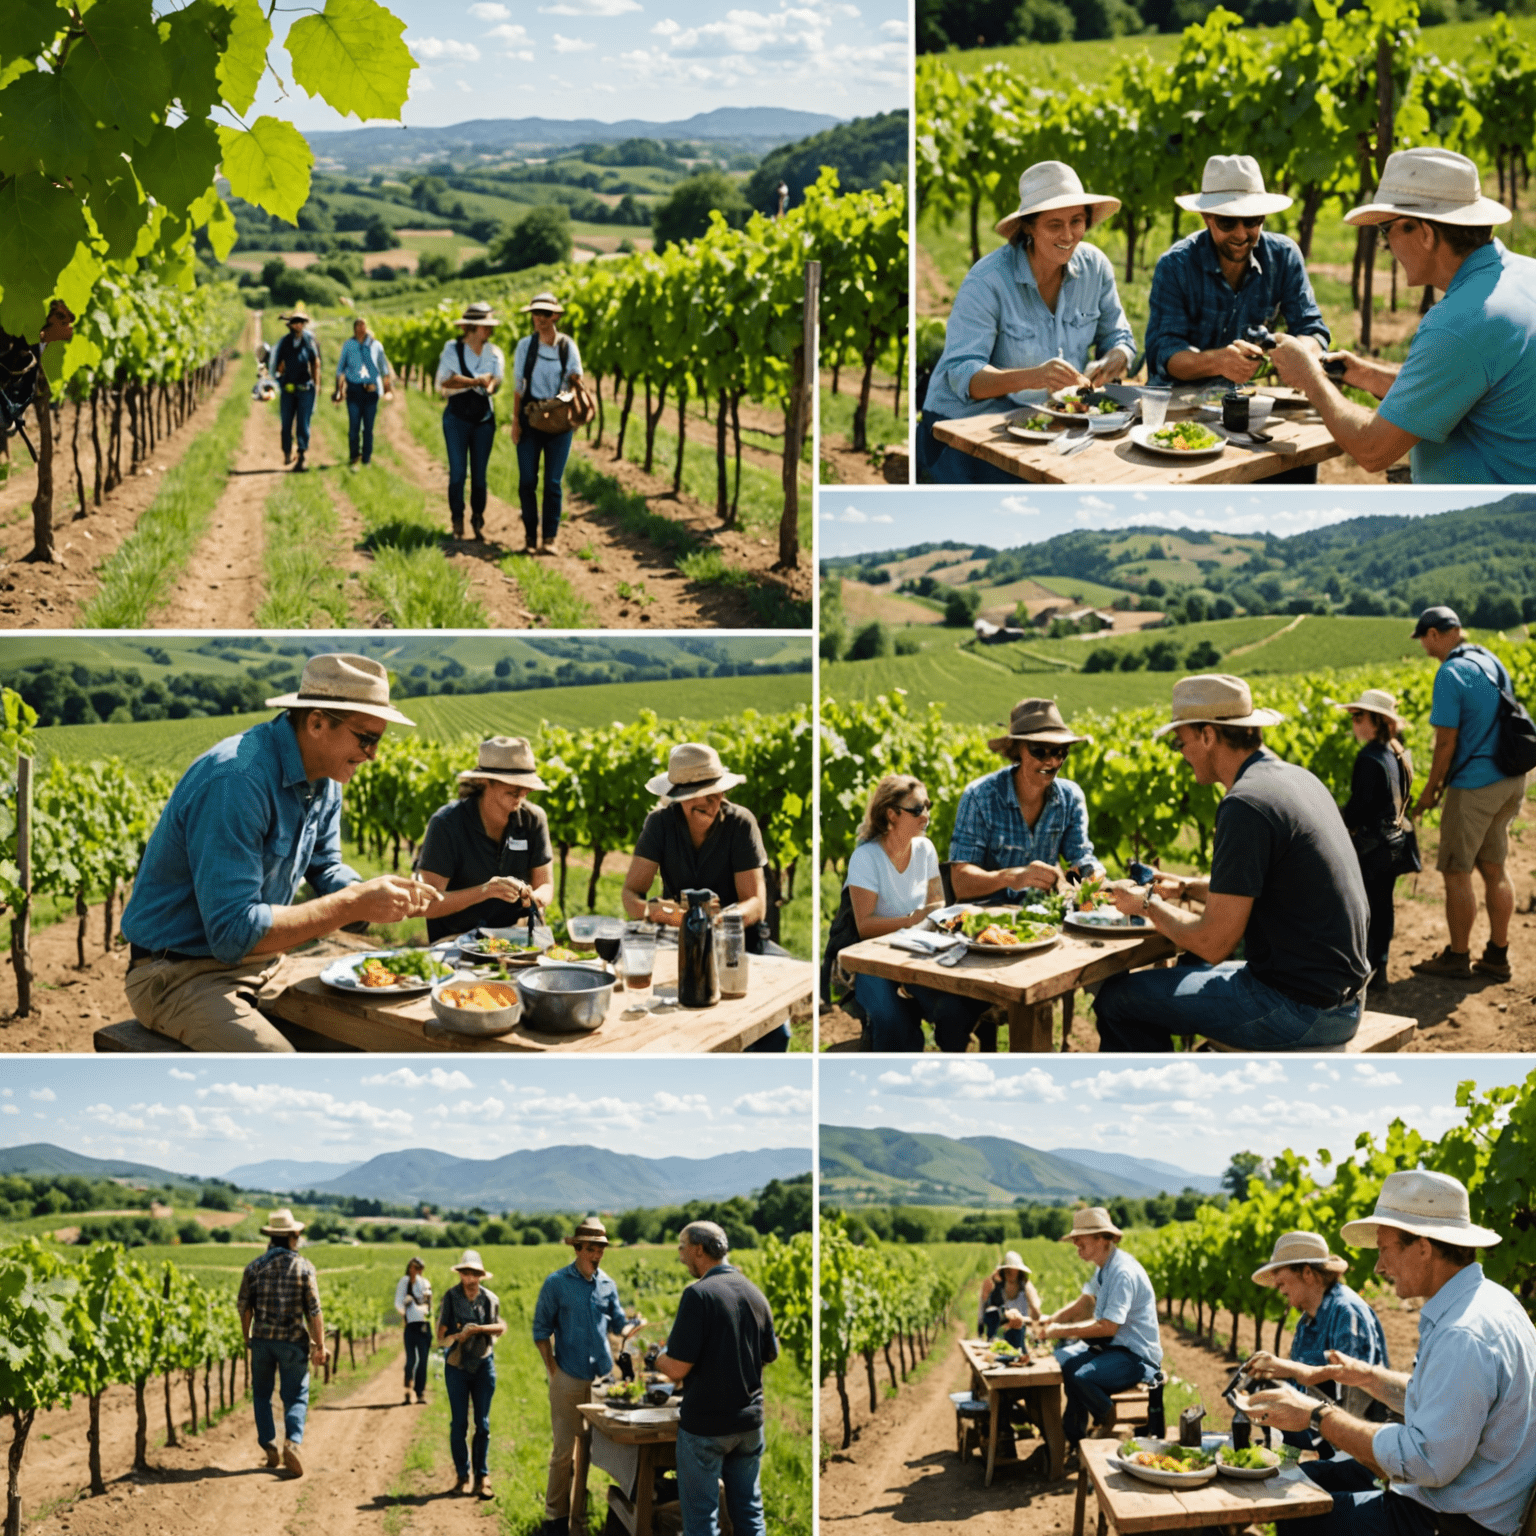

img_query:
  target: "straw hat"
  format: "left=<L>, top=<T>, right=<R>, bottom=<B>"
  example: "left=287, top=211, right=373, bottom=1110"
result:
left=451, top=1249, right=492, bottom=1277
left=565, top=1216, right=612, bottom=1249
left=1340, top=1170, right=1500, bottom=1249
left=281, top=307, right=313, bottom=323
left=988, top=697, right=1090, bottom=753
left=1060, top=1207, right=1122, bottom=1242
left=996, top=161, right=1121, bottom=241
left=1333, top=689, right=1406, bottom=730
left=1251, top=1230, right=1348, bottom=1287
left=1152, top=674, right=1285, bottom=739
left=999, top=1250, right=1032, bottom=1278
left=1345, top=148, right=1511, bottom=228
left=459, top=736, right=548, bottom=791
left=454, top=301, right=501, bottom=328
left=520, top=291, right=565, bottom=315
left=266, top=653, right=416, bottom=728
left=645, top=742, right=746, bottom=802
left=1176, top=155, right=1292, bottom=218
left=261, top=1207, right=306, bottom=1236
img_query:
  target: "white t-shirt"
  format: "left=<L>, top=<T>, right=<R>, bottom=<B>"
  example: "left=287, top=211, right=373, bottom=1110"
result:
left=395, top=1273, right=432, bottom=1325
left=435, top=336, right=505, bottom=391
left=846, top=836, right=939, bottom=919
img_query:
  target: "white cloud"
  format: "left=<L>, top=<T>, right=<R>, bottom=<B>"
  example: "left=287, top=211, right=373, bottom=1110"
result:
left=1083, top=1061, right=1287, bottom=1103
left=1313, top=1064, right=1341, bottom=1082
left=361, top=1067, right=475, bottom=1091
left=734, top=1087, right=812, bottom=1117
left=820, top=504, right=892, bottom=525
left=457, top=78, right=475, bottom=92
left=1354, top=1065, right=1402, bottom=1087
left=200, top=1082, right=413, bottom=1135
left=1131, top=491, right=1148, bottom=501
left=541, top=0, right=641, bottom=13
left=169, top=1068, right=197, bottom=1082
left=1, top=1104, right=17, bottom=1116
left=408, top=36, right=483, bottom=61
left=652, top=16, right=680, bottom=32
left=879, top=17, right=908, bottom=34
left=468, top=1, right=510, bottom=15
left=1, top=1088, right=10, bottom=1097
left=84, top=1103, right=147, bottom=1132
left=1078, top=495, right=1113, bottom=511
left=552, top=32, right=595, bottom=50
left=435, top=1097, right=506, bottom=1120
left=875, top=1061, right=1066, bottom=1102
left=999, top=496, right=1040, bottom=516
left=29, top=1088, right=55, bottom=1102
left=486, top=22, right=531, bottom=42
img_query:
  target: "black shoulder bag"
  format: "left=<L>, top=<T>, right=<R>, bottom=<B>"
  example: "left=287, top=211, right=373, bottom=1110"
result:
left=446, top=340, right=495, bottom=424
left=1450, top=644, right=1536, bottom=779
left=1354, top=748, right=1420, bottom=880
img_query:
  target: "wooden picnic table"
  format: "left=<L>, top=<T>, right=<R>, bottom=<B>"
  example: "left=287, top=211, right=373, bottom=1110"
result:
left=1073, top=1437, right=1332, bottom=1536
left=837, top=917, right=1176, bottom=1051
left=958, top=1336, right=1067, bottom=1486
left=259, top=948, right=812, bottom=1053
left=572, top=1400, right=678, bottom=1536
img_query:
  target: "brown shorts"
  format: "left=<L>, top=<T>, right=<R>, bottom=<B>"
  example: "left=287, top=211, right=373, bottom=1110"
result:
left=1437, top=775, right=1528, bottom=874
left=124, top=954, right=294, bottom=1051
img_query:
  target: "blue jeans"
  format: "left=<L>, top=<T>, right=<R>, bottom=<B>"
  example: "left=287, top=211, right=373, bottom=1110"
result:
left=345, top=385, right=379, bottom=464
left=1056, top=1342, right=1149, bottom=1442
left=854, top=971, right=988, bottom=1051
left=403, top=1322, right=430, bottom=1395
left=675, top=1425, right=767, bottom=1536
left=280, top=387, right=315, bottom=455
left=916, top=412, right=1021, bottom=484
left=441, top=409, right=496, bottom=530
left=1288, top=1456, right=1438, bottom=1536
left=516, top=425, right=574, bottom=541
left=1093, top=960, right=1362, bottom=1052
left=250, top=1337, right=310, bottom=1446
left=444, top=1358, right=495, bottom=1478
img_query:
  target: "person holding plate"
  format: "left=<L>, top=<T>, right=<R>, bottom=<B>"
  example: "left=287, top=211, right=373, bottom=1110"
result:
left=416, top=737, right=554, bottom=943
left=918, top=162, right=1135, bottom=483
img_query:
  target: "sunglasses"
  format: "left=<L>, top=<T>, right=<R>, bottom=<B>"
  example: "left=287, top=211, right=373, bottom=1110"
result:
left=1378, top=217, right=1419, bottom=239
left=1212, top=215, right=1265, bottom=233
left=897, top=801, right=931, bottom=817
left=577, top=1243, right=604, bottom=1254
left=1024, top=742, right=1070, bottom=761
left=321, top=711, right=383, bottom=753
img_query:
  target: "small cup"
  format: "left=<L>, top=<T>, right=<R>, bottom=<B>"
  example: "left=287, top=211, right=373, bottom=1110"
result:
left=1140, top=387, right=1171, bottom=429
left=1247, top=395, right=1275, bottom=432
left=620, top=932, right=657, bottom=1009
left=1222, top=391, right=1251, bottom=433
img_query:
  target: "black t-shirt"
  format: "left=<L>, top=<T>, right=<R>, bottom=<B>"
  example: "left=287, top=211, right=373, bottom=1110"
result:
left=666, top=1264, right=778, bottom=1436
left=1208, top=749, right=1369, bottom=1004
left=273, top=331, right=319, bottom=386
left=634, top=801, right=770, bottom=952
left=418, top=796, right=553, bottom=941
left=1341, top=741, right=1410, bottom=837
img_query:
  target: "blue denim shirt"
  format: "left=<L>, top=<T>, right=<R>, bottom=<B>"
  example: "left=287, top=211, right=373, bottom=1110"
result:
left=1084, top=1246, right=1163, bottom=1368
left=1289, top=1281, right=1388, bottom=1370
left=924, top=240, right=1135, bottom=419
left=335, top=336, right=392, bottom=386
left=1143, top=230, right=1330, bottom=384
left=119, top=717, right=358, bottom=963
left=531, top=1261, right=629, bottom=1381
left=947, top=766, right=1102, bottom=898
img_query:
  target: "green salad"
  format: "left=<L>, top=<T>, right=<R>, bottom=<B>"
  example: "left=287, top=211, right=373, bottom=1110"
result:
left=1220, top=1445, right=1278, bottom=1469
left=958, top=910, right=1057, bottom=945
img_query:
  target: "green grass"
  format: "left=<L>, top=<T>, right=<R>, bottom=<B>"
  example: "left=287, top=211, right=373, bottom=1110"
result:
left=676, top=548, right=813, bottom=629
left=253, top=468, right=355, bottom=628
left=78, top=386, right=252, bottom=627
left=820, top=383, right=904, bottom=456
left=1238, top=612, right=1436, bottom=673
left=499, top=552, right=596, bottom=627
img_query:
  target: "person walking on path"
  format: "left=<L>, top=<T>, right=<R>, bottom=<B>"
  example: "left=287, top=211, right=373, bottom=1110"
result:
left=436, top=301, right=504, bottom=541
left=654, top=1220, right=779, bottom=1536
left=437, top=1249, right=505, bottom=1499
left=332, top=316, right=393, bottom=469
left=1408, top=606, right=1529, bottom=982
left=237, top=1208, right=328, bottom=1478
left=272, top=309, right=320, bottom=471
left=394, top=1255, right=433, bottom=1405
left=510, top=292, right=584, bottom=556
left=532, top=1217, right=643, bottom=1536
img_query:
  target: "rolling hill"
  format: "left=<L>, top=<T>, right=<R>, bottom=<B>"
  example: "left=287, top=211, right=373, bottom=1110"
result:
left=219, top=1159, right=366, bottom=1190
left=0, top=1144, right=203, bottom=1187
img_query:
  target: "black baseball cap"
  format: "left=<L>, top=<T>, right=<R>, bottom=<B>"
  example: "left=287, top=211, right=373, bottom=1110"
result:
left=1411, top=605, right=1461, bottom=638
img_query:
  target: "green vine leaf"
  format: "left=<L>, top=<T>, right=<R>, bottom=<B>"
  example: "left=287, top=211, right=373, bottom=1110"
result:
left=286, top=0, right=415, bottom=122
left=217, top=116, right=313, bottom=223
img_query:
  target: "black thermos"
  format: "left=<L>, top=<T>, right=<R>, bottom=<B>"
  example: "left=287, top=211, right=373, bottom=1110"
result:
left=1145, top=1373, right=1166, bottom=1439
left=678, top=888, right=720, bottom=1008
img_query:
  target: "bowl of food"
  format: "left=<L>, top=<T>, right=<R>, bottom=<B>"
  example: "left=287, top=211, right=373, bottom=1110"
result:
left=516, top=966, right=617, bottom=1034
left=1131, top=421, right=1225, bottom=457
left=1007, top=413, right=1059, bottom=442
left=429, top=974, right=523, bottom=1036
left=931, top=906, right=1060, bottom=955
left=1112, top=1439, right=1220, bottom=1487
left=1215, top=1444, right=1282, bottom=1479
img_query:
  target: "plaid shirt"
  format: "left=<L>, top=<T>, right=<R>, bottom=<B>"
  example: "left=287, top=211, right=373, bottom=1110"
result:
left=947, top=767, right=1101, bottom=902
left=238, top=1244, right=322, bottom=1343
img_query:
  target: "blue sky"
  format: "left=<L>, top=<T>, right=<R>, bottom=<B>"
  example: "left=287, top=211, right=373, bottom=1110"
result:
left=819, top=1057, right=1532, bottom=1177
left=256, top=0, right=908, bottom=130
left=0, top=1059, right=811, bottom=1176
left=817, top=486, right=1494, bottom=563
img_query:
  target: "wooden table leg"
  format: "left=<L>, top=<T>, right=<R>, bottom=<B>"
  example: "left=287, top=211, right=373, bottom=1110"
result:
left=1039, top=1382, right=1066, bottom=1482
left=1060, top=992, right=1074, bottom=1053
left=1072, top=1464, right=1090, bottom=1536
left=984, top=1384, right=1000, bottom=1488
left=635, top=1443, right=655, bottom=1536
left=1006, top=1000, right=1054, bottom=1053
left=571, top=1419, right=591, bottom=1531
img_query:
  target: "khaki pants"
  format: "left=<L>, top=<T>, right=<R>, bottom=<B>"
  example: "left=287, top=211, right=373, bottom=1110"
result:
left=544, top=1366, right=592, bottom=1519
left=1438, top=774, right=1528, bottom=873
left=125, top=954, right=294, bottom=1052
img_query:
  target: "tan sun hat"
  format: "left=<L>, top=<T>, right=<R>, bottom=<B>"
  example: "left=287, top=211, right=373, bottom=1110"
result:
left=999, top=1250, right=1032, bottom=1278
left=565, top=1216, right=612, bottom=1249
left=261, top=1207, right=306, bottom=1236
left=988, top=697, right=1090, bottom=753
left=1345, top=148, right=1511, bottom=228
left=451, top=1249, right=492, bottom=1277
left=996, top=161, right=1121, bottom=241
left=1340, top=1170, right=1500, bottom=1249
left=1333, top=688, right=1406, bottom=730
left=266, top=653, right=416, bottom=728
left=520, top=291, right=565, bottom=315
left=1251, top=1230, right=1349, bottom=1287
left=454, top=301, right=501, bottom=328
left=645, top=742, right=746, bottom=802
left=1152, top=674, right=1285, bottom=739
left=1176, top=155, right=1292, bottom=218
left=459, top=736, right=548, bottom=791
left=1060, top=1207, right=1123, bottom=1242
left=281, top=307, right=313, bottom=323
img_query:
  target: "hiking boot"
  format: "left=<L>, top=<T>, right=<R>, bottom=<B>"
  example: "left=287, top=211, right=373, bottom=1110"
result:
left=283, top=447, right=291, bottom=465
left=450, top=521, right=465, bottom=541
left=542, top=540, right=560, bottom=557
left=282, top=1445, right=304, bottom=1478
left=293, top=451, right=307, bottom=473
left=1474, top=946, right=1512, bottom=982
left=454, top=1475, right=469, bottom=1496
left=260, top=1441, right=280, bottom=1468
left=415, top=1391, right=427, bottom=1405
left=1411, top=946, right=1473, bottom=979
left=475, top=1476, right=493, bottom=1499
left=403, top=1389, right=412, bottom=1404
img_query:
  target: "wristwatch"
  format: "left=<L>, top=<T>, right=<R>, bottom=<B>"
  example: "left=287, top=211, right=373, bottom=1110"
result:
left=1140, top=885, right=1156, bottom=912
left=1309, top=1401, right=1332, bottom=1435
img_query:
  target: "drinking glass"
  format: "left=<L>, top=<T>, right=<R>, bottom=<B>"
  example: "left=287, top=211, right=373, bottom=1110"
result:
left=620, top=931, right=657, bottom=1008
left=1140, top=387, right=1171, bottom=429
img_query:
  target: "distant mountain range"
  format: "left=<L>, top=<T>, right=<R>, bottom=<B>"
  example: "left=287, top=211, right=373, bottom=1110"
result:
left=820, top=1126, right=1220, bottom=1205
left=0, top=1143, right=203, bottom=1187
left=220, top=1159, right=365, bottom=1190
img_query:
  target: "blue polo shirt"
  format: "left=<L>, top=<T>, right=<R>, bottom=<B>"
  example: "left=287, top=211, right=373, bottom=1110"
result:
left=1430, top=646, right=1511, bottom=790
left=1378, top=241, right=1536, bottom=483
left=1082, top=1245, right=1162, bottom=1367
left=531, top=1260, right=629, bottom=1381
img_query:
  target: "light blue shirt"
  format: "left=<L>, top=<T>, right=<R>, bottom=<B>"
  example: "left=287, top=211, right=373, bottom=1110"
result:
left=119, top=717, right=359, bottom=964
left=435, top=336, right=504, bottom=387
left=531, top=1261, right=628, bottom=1381
left=1083, top=1245, right=1162, bottom=1368
left=1377, top=240, right=1536, bottom=483
left=335, top=335, right=391, bottom=386
left=1430, top=646, right=1510, bottom=790
left=923, top=240, right=1135, bottom=420
left=1372, top=1264, right=1536, bottom=1535
left=513, top=334, right=584, bottom=400
left=947, top=767, right=1102, bottom=901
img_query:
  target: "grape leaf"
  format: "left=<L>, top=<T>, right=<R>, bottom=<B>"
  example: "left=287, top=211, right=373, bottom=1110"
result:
left=83, top=146, right=145, bottom=261
left=0, top=66, right=98, bottom=179
left=63, top=0, right=170, bottom=147
left=52, top=239, right=102, bottom=319
left=198, top=191, right=238, bottom=262
left=0, top=172, right=90, bottom=335
left=287, top=0, right=414, bottom=122
left=214, top=0, right=272, bottom=116
left=163, top=0, right=230, bottom=122
left=1, top=0, right=68, bottom=73
left=217, top=116, right=312, bottom=223
left=134, top=117, right=221, bottom=214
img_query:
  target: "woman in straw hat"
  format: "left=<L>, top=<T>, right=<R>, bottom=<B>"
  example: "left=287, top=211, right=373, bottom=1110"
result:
left=437, top=1249, right=505, bottom=1499
left=918, top=162, right=1134, bottom=484
left=979, top=1251, right=1042, bottom=1348
left=510, top=292, right=585, bottom=556
left=416, top=737, right=554, bottom=942
left=435, top=301, right=505, bottom=540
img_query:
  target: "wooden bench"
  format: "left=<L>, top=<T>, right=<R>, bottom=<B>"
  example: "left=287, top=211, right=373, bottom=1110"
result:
left=1197, top=1010, right=1416, bottom=1054
left=94, top=1018, right=356, bottom=1053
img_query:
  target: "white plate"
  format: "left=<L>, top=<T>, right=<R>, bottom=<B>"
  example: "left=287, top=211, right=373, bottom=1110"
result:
left=1006, top=422, right=1061, bottom=443
left=1215, top=1448, right=1281, bottom=1480
left=1110, top=1440, right=1220, bottom=1487
left=1064, top=910, right=1151, bottom=935
left=320, top=950, right=454, bottom=995
left=537, top=953, right=607, bottom=969
left=1130, top=423, right=1226, bottom=459
left=606, top=1407, right=680, bottom=1425
left=924, top=905, right=1060, bottom=956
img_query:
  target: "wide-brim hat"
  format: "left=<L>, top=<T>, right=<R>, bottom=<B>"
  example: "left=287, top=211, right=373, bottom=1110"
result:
left=1345, top=148, right=1510, bottom=228
left=1152, top=673, right=1284, bottom=738
left=1251, top=1230, right=1348, bottom=1286
left=261, top=1207, right=306, bottom=1236
left=988, top=696, right=1090, bottom=753
left=1176, top=154, right=1292, bottom=217
left=1333, top=689, right=1406, bottom=730
left=565, top=1216, right=611, bottom=1249
left=281, top=307, right=312, bottom=323
left=454, top=302, right=501, bottom=328
left=452, top=1249, right=492, bottom=1277
left=459, top=736, right=547, bottom=791
left=645, top=742, right=746, bottom=802
left=1340, top=1170, right=1500, bottom=1249
left=1060, top=1207, right=1122, bottom=1242
left=266, top=652, right=415, bottom=728
left=996, top=160, right=1121, bottom=240
left=999, top=1250, right=1032, bottom=1278
left=520, top=291, right=565, bottom=315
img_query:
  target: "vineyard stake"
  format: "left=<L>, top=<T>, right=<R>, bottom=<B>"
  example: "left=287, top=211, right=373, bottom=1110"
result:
left=778, top=260, right=819, bottom=571
left=23, top=373, right=54, bottom=565
left=9, top=757, right=31, bottom=1018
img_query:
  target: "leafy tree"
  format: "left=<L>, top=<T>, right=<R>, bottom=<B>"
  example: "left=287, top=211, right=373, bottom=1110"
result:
left=847, top=621, right=893, bottom=661
left=1084, top=647, right=1120, bottom=673
left=1221, top=1150, right=1268, bottom=1200
left=944, top=586, right=982, bottom=626
left=1186, top=639, right=1222, bottom=668
left=490, top=205, right=572, bottom=270
left=364, top=214, right=395, bottom=253
left=652, top=172, right=750, bottom=251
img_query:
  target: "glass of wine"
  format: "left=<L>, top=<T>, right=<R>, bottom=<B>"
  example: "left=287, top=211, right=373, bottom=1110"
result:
left=592, top=918, right=625, bottom=974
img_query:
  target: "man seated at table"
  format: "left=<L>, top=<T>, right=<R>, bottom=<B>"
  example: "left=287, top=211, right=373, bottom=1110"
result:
left=1246, top=1170, right=1536, bottom=1536
left=1270, top=148, right=1536, bottom=484
left=1030, top=1208, right=1162, bottom=1448
left=118, top=654, right=437, bottom=1051
left=1093, top=674, right=1370, bottom=1052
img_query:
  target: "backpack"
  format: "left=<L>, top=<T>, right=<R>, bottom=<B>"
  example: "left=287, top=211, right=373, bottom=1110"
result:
left=0, top=332, right=40, bottom=460
left=445, top=339, right=496, bottom=425
left=520, top=332, right=594, bottom=434
left=1448, top=644, right=1536, bottom=779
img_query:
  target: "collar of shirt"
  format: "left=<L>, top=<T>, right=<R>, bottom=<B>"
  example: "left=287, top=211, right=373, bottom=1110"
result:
left=1009, top=241, right=1088, bottom=292
left=1230, top=746, right=1273, bottom=786
left=1445, top=240, right=1503, bottom=298
left=273, top=717, right=322, bottom=800
left=567, top=1259, right=602, bottom=1286
left=986, top=763, right=1060, bottom=816
left=1418, top=1259, right=1483, bottom=1335
left=1195, top=229, right=1265, bottom=286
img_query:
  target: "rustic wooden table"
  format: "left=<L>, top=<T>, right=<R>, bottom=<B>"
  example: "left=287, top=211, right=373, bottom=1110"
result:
left=1073, top=1437, right=1333, bottom=1536
left=571, top=1401, right=679, bottom=1536
left=958, top=1337, right=1067, bottom=1486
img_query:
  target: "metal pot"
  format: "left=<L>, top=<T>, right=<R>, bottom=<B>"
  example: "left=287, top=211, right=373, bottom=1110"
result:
left=429, top=973, right=523, bottom=1036
left=516, top=967, right=616, bottom=1034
